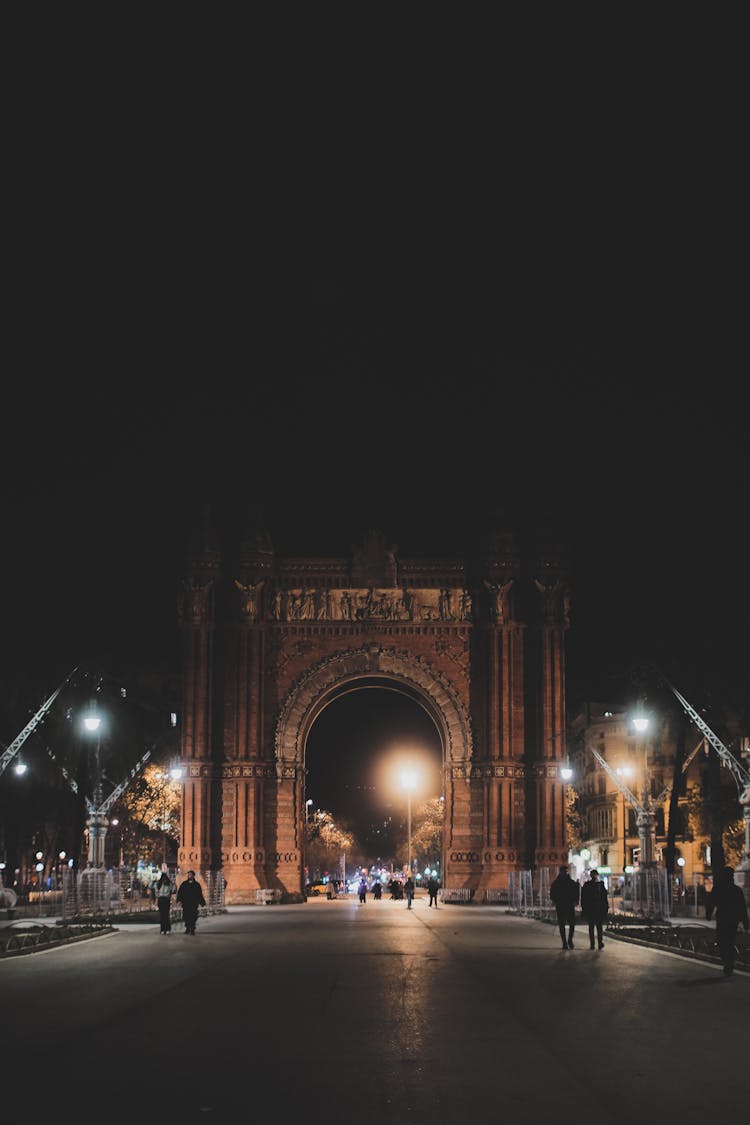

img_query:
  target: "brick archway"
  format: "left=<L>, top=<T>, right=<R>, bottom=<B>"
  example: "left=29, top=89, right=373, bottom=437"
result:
left=275, top=645, right=472, bottom=770
left=177, top=523, right=571, bottom=903
left=275, top=646, right=471, bottom=892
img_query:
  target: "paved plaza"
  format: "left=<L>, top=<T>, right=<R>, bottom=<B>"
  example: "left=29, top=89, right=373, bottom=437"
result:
left=2, top=897, right=746, bottom=1123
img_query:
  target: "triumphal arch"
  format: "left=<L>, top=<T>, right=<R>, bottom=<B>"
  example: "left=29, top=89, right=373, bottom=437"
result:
left=176, top=516, right=570, bottom=903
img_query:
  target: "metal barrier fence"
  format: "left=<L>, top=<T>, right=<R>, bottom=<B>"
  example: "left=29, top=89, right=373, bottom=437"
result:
left=619, top=869, right=672, bottom=921
left=60, top=866, right=227, bottom=921
left=507, top=866, right=682, bottom=924
left=440, top=887, right=474, bottom=904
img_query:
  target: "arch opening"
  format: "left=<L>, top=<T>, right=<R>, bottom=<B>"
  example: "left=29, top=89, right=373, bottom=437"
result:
left=304, top=681, right=444, bottom=885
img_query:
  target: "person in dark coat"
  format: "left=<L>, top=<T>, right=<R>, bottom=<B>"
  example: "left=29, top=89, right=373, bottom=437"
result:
left=357, top=877, right=367, bottom=904
left=706, top=865, right=750, bottom=977
left=372, top=880, right=382, bottom=900
left=404, top=876, right=415, bottom=909
left=550, top=864, right=579, bottom=949
left=176, top=869, right=206, bottom=935
left=580, top=868, right=608, bottom=950
left=427, top=876, right=439, bottom=908
left=154, top=864, right=175, bottom=935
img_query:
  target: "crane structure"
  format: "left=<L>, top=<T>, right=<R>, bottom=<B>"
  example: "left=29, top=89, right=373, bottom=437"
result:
left=46, top=742, right=153, bottom=867
left=590, top=668, right=750, bottom=881
left=660, top=674, right=750, bottom=879
left=0, top=666, right=82, bottom=777
left=589, top=737, right=704, bottom=869
left=662, top=678, right=750, bottom=804
left=2, top=667, right=167, bottom=870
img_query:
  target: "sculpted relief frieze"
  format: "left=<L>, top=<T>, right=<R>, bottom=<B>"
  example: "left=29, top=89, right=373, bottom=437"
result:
left=267, top=586, right=473, bottom=623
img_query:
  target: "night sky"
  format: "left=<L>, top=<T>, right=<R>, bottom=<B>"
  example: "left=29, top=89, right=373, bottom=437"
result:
left=2, top=46, right=746, bottom=839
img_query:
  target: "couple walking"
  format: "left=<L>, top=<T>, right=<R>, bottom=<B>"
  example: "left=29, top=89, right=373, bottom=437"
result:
left=154, top=866, right=206, bottom=935
left=550, top=865, right=608, bottom=950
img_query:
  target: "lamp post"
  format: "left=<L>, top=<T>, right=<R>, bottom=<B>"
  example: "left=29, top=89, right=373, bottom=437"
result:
left=83, top=708, right=108, bottom=869
left=616, top=764, right=634, bottom=873
left=400, top=767, right=417, bottom=879
left=676, top=854, right=686, bottom=900
left=35, top=856, right=44, bottom=917
left=632, top=712, right=657, bottom=868
left=560, top=760, right=573, bottom=864
left=154, top=765, right=184, bottom=865
left=155, top=771, right=170, bottom=864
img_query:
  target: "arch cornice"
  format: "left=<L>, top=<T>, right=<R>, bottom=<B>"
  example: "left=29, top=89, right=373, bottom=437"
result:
left=274, top=644, right=472, bottom=767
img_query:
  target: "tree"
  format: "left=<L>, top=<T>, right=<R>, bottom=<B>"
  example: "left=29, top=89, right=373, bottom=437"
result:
left=410, top=797, right=444, bottom=870
left=564, top=785, right=585, bottom=852
left=114, top=762, right=181, bottom=866
left=685, top=759, right=744, bottom=871
left=305, top=809, right=357, bottom=881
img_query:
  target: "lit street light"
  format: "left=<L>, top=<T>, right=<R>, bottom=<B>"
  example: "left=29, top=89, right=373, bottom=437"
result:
left=676, top=854, right=686, bottom=895
left=400, top=767, right=418, bottom=879
left=616, top=764, right=634, bottom=873
left=35, top=856, right=44, bottom=916
left=631, top=711, right=657, bottom=868
left=83, top=707, right=107, bottom=868
left=155, top=767, right=183, bottom=864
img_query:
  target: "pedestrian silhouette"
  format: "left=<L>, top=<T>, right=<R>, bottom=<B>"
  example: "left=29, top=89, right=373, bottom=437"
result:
left=176, top=869, right=206, bottom=935
left=404, top=876, right=415, bottom=909
left=427, top=875, right=439, bottom=908
left=550, top=864, right=579, bottom=949
left=358, top=877, right=367, bottom=904
left=580, top=868, right=608, bottom=949
left=154, top=863, right=175, bottom=935
left=706, top=865, right=750, bottom=977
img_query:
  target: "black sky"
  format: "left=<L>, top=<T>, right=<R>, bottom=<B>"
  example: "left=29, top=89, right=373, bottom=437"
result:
left=2, top=33, right=747, bottom=774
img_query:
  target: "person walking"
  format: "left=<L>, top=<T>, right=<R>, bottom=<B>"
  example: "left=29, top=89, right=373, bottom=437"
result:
left=154, top=863, right=175, bottom=935
left=357, top=877, right=367, bottom=904
left=706, top=865, right=750, bottom=977
left=372, top=880, right=382, bottom=900
left=580, top=868, right=608, bottom=949
left=404, top=875, right=415, bottom=909
left=550, top=864, right=579, bottom=949
left=427, top=875, right=439, bottom=908
left=176, top=869, right=206, bottom=935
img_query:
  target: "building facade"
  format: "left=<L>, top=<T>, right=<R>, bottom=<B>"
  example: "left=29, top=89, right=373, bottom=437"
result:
left=176, top=512, right=571, bottom=904
left=568, top=701, right=726, bottom=891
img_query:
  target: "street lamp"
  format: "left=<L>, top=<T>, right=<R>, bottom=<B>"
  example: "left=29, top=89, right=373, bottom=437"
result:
left=306, top=798, right=313, bottom=824
left=631, top=711, right=657, bottom=868
left=82, top=707, right=107, bottom=868
left=400, top=767, right=418, bottom=879
left=616, top=764, right=634, bottom=873
left=35, top=856, right=44, bottom=916
left=155, top=768, right=182, bottom=865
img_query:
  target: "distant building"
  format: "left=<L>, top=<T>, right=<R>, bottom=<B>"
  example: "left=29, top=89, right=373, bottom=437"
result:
left=567, top=700, right=745, bottom=894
